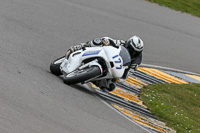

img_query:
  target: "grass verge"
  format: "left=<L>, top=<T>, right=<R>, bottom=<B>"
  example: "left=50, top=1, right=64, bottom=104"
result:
left=139, top=83, right=200, bottom=133
left=146, top=0, right=200, bottom=17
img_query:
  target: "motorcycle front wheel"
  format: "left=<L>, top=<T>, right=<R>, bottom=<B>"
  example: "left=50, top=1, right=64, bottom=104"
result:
left=50, top=56, right=65, bottom=76
left=63, top=66, right=101, bottom=84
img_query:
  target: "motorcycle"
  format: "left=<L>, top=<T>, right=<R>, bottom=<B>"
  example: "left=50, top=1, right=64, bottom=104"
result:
left=50, top=46, right=131, bottom=91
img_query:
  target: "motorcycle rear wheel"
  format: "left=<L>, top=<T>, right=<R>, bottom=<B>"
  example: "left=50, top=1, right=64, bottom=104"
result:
left=63, top=66, right=101, bottom=84
left=50, top=56, right=65, bottom=76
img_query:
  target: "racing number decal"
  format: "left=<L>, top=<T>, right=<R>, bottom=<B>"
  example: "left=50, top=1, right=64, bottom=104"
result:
left=114, top=58, right=121, bottom=63
left=113, top=55, right=122, bottom=69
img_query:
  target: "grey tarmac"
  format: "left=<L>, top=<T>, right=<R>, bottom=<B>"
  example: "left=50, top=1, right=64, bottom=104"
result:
left=0, top=0, right=200, bottom=133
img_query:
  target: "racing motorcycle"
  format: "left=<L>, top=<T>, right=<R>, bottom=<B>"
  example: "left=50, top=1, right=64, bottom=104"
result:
left=50, top=46, right=131, bottom=91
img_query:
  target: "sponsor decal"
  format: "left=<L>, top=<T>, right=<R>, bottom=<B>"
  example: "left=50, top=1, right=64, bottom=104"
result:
left=137, top=43, right=141, bottom=47
left=82, top=50, right=101, bottom=56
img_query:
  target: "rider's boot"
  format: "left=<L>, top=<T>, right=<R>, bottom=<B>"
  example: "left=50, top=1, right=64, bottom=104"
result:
left=101, top=83, right=115, bottom=92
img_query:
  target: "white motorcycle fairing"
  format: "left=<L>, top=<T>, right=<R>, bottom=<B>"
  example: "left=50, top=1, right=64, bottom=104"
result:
left=60, top=46, right=130, bottom=81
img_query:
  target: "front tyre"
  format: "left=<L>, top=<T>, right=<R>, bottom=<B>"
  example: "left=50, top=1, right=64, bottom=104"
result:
left=50, top=56, right=65, bottom=76
left=63, top=66, right=101, bottom=84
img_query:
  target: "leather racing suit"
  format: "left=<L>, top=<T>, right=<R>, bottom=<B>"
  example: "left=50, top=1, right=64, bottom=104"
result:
left=68, top=37, right=142, bottom=91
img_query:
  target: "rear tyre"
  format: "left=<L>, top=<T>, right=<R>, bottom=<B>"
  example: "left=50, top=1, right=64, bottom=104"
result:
left=63, top=66, right=101, bottom=84
left=50, top=56, right=65, bottom=76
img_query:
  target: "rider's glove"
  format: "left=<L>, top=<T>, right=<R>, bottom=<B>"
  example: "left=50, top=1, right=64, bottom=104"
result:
left=70, top=44, right=82, bottom=52
left=66, top=44, right=83, bottom=59
left=130, top=64, right=138, bottom=71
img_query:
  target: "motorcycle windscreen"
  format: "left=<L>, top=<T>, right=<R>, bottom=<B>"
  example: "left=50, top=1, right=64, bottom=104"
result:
left=119, top=46, right=131, bottom=67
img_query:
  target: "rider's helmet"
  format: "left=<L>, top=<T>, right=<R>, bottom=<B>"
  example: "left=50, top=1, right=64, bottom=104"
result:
left=124, top=36, right=144, bottom=58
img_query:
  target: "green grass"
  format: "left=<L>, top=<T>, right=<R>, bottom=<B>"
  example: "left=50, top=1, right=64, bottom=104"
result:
left=146, top=0, right=200, bottom=17
left=139, top=83, right=200, bottom=133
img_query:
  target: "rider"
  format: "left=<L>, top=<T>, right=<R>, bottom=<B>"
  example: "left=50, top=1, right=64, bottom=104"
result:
left=67, top=36, right=144, bottom=91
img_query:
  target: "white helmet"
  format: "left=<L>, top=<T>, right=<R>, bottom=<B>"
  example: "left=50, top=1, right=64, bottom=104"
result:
left=126, top=36, right=144, bottom=53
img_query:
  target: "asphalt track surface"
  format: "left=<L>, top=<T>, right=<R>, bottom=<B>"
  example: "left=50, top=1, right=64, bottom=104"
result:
left=0, top=0, right=200, bottom=133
